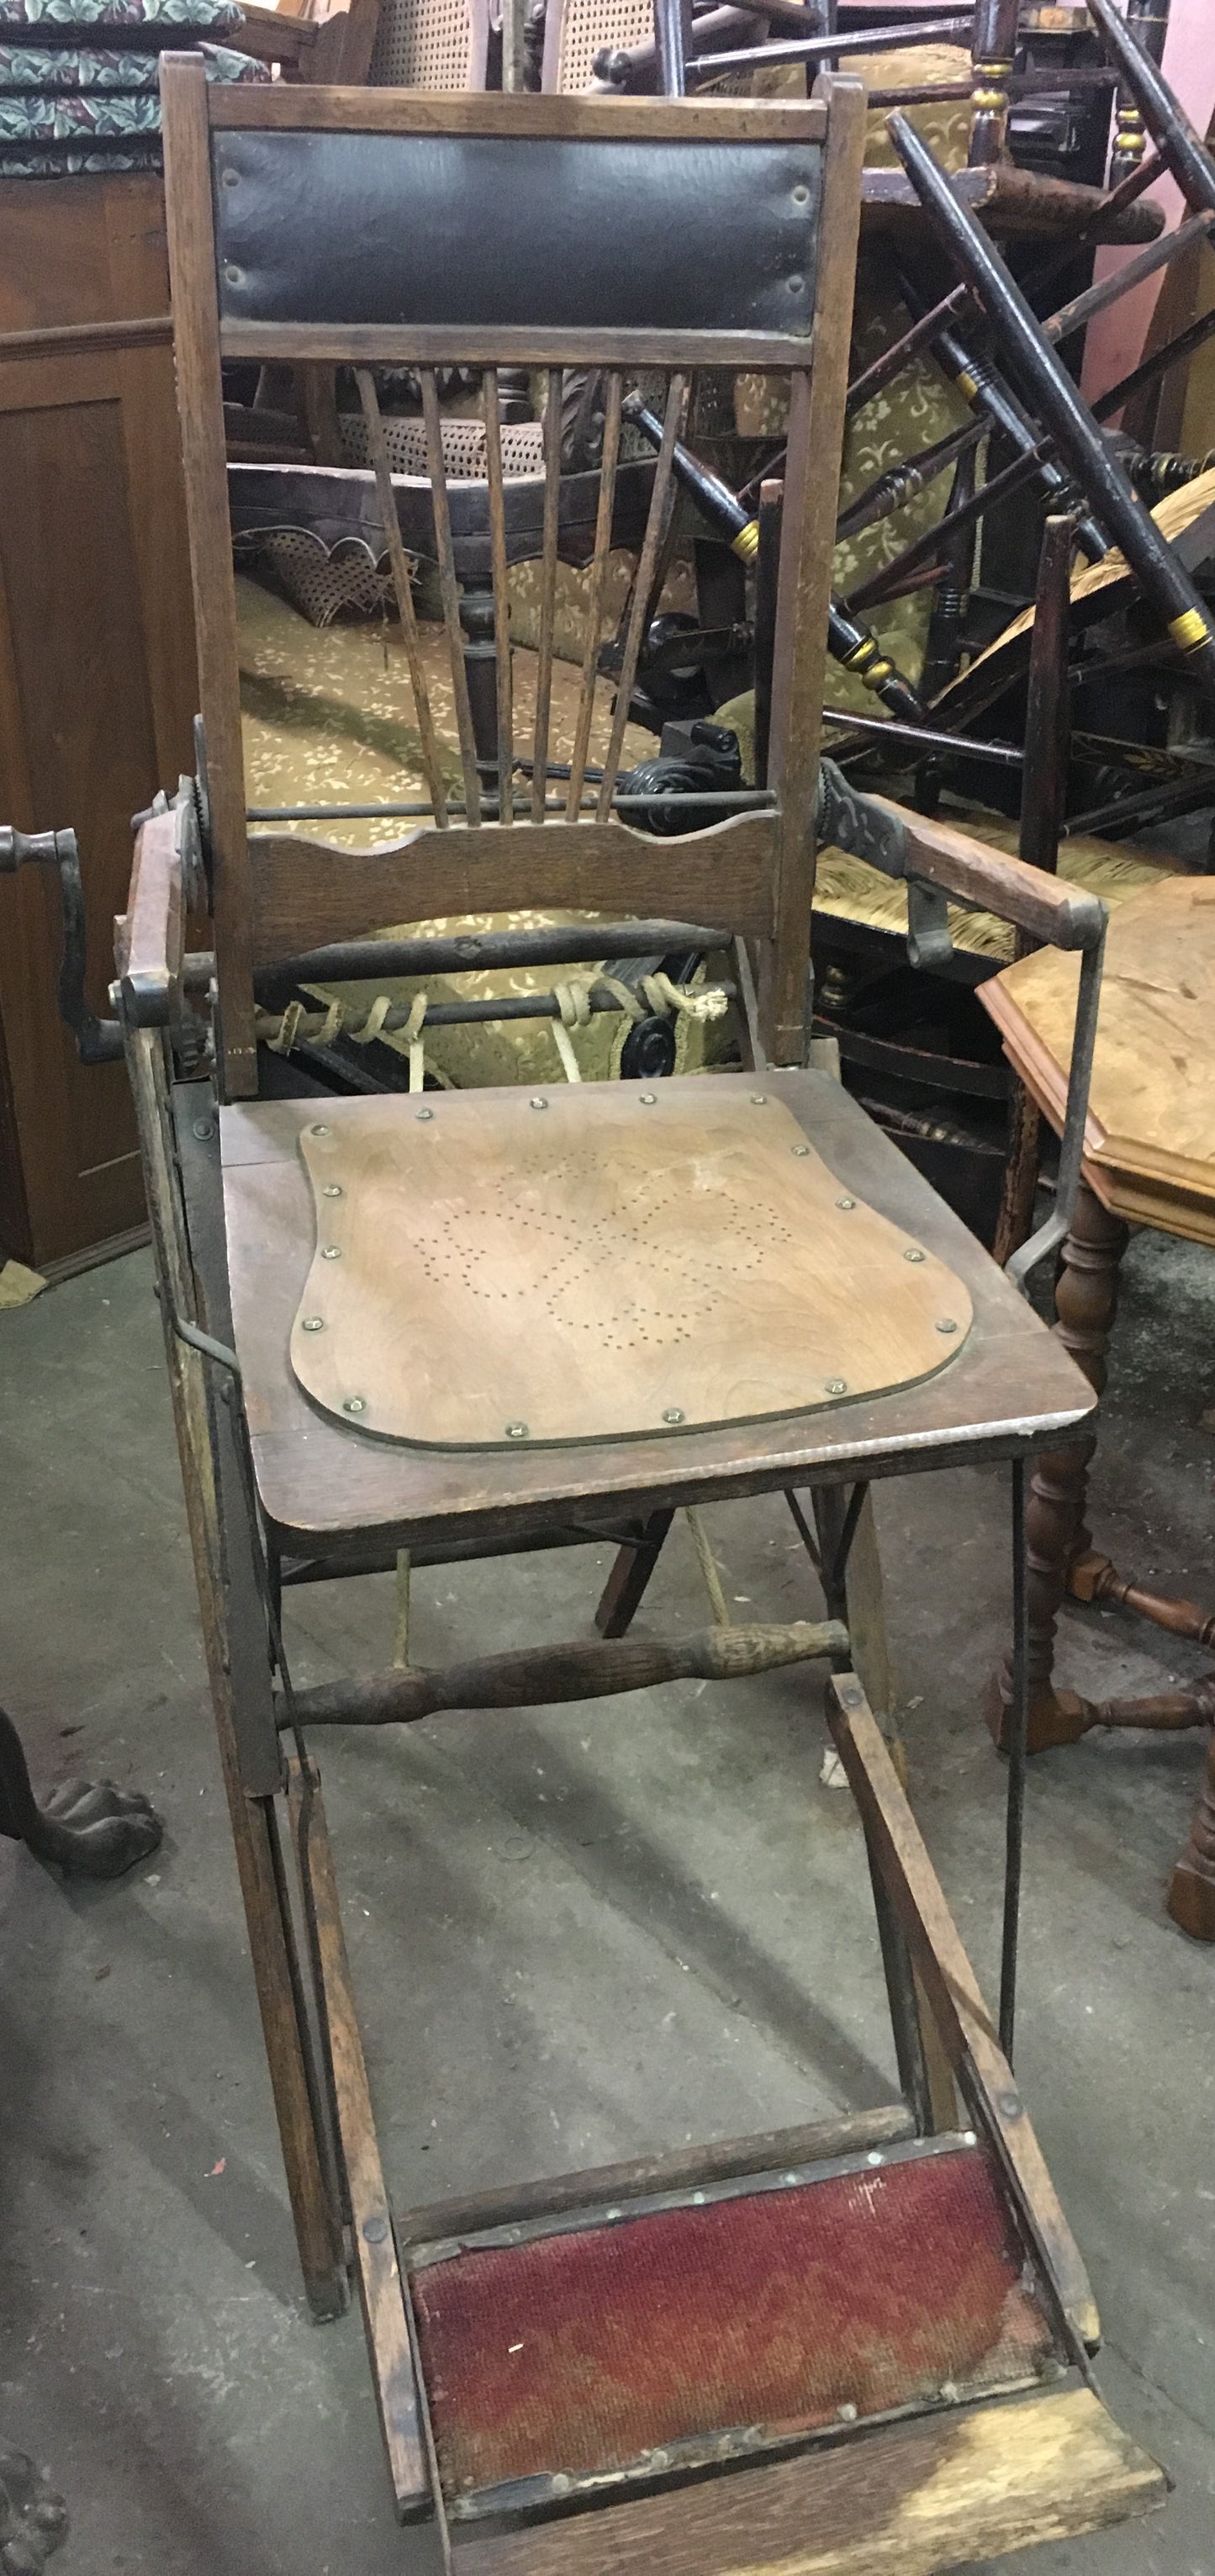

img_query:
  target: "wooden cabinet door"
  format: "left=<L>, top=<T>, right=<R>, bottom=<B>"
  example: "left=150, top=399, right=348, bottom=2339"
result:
left=0, top=175, right=197, bottom=1269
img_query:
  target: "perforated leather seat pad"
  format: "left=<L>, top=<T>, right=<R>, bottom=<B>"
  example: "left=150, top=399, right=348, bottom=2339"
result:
left=289, top=1079, right=973, bottom=1448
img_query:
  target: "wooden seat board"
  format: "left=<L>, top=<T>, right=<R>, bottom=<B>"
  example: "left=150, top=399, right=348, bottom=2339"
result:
left=217, top=1070, right=1096, bottom=1546
left=288, top=1085, right=974, bottom=1449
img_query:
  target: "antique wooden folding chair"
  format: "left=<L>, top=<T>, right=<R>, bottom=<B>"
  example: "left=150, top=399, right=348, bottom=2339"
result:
left=118, top=60, right=1167, bottom=2568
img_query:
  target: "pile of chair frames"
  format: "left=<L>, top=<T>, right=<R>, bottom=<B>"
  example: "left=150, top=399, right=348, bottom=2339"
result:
left=9, top=0, right=1215, bottom=2565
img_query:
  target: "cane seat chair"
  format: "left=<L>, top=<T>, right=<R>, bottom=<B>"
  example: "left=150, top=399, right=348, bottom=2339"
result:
left=124, top=59, right=1165, bottom=2570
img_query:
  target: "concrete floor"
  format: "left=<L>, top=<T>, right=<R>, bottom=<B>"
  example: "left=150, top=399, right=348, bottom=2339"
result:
left=2, top=1227, right=1213, bottom=2575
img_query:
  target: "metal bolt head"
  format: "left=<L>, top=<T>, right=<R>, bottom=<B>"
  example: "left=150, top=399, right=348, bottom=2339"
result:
left=321, top=1245, right=342, bottom=1260
left=837, top=2401, right=858, bottom=2423
left=649, top=2448, right=669, bottom=2470
left=904, top=1246, right=925, bottom=1263
left=343, top=1395, right=367, bottom=1415
left=415, top=1105, right=433, bottom=1120
left=310, top=1122, right=330, bottom=1137
left=662, top=1406, right=684, bottom=1425
left=551, top=2474, right=571, bottom=2498
left=787, top=273, right=805, bottom=294
left=302, top=1316, right=325, bottom=1334
left=836, top=1196, right=855, bottom=1211
left=750, top=1092, right=768, bottom=1105
left=639, top=1091, right=658, bottom=1105
left=223, top=262, right=243, bottom=285
left=791, top=183, right=810, bottom=204
left=192, top=1117, right=214, bottom=1142
left=505, top=1420, right=529, bottom=1439
left=322, top=1182, right=342, bottom=1198
left=792, top=1143, right=810, bottom=1156
left=867, top=2150, right=884, bottom=2168
left=529, top=1096, right=547, bottom=1110
left=935, top=1316, right=958, bottom=1336
left=362, top=2214, right=388, bottom=2245
left=825, top=1378, right=848, bottom=1396
left=939, top=2380, right=960, bottom=2405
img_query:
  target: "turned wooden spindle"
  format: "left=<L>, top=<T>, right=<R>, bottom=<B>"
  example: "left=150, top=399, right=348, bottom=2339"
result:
left=1169, top=1716, right=1215, bottom=1942
left=967, top=0, right=1018, bottom=167
left=987, top=1181, right=1130, bottom=1750
left=1069, top=1549, right=1215, bottom=1648
left=1110, top=0, right=1171, bottom=185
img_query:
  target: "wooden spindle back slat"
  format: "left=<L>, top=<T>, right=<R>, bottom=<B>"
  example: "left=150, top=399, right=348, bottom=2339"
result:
left=531, top=368, right=563, bottom=823
left=481, top=368, right=515, bottom=827
left=566, top=371, right=625, bottom=820
left=596, top=373, right=686, bottom=823
left=420, top=366, right=483, bottom=823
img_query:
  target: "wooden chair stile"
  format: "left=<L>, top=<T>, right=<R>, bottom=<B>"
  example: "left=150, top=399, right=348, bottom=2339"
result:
left=119, top=59, right=1170, bottom=2569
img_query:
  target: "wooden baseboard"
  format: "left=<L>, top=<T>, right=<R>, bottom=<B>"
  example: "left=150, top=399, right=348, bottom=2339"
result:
left=37, top=1222, right=151, bottom=1287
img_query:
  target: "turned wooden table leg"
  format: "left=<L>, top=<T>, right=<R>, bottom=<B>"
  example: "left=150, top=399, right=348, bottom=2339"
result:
left=986, top=1181, right=1129, bottom=1752
left=1169, top=1721, right=1215, bottom=1943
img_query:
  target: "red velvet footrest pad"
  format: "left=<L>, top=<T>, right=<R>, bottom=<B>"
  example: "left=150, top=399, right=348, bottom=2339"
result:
left=407, top=2134, right=1063, bottom=2518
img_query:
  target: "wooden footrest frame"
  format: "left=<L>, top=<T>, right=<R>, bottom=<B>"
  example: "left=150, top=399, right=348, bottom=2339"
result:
left=452, top=2381, right=1165, bottom=2576
left=288, top=1685, right=1166, bottom=2573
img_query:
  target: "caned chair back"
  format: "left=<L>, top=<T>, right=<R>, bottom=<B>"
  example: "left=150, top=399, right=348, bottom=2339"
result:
left=541, top=0, right=652, bottom=93
left=367, top=0, right=489, bottom=87
left=159, top=64, right=865, bottom=1097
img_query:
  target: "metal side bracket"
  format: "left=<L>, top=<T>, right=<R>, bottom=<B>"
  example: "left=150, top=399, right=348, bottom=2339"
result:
left=816, top=759, right=957, bottom=970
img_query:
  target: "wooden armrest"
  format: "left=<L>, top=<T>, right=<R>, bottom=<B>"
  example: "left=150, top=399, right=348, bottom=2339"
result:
left=235, top=3, right=317, bottom=67
left=116, top=807, right=186, bottom=1026
left=872, top=795, right=1107, bottom=952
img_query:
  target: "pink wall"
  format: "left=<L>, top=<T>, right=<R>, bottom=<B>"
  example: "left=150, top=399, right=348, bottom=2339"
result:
left=1081, top=0, right=1215, bottom=409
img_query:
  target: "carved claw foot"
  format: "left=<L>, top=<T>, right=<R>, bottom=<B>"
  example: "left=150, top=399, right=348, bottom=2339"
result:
left=0, top=2446, right=68, bottom=2574
left=1, top=1705, right=162, bottom=1881
left=26, top=1779, right=163, bottom=1880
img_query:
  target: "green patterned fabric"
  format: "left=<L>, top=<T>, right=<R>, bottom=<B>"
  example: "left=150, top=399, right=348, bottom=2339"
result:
left=0, top=0, right=243, bottom=34
left=3, top=87, right=165, bottom=132
left=0, top=35, right=259, bottom=79
left=0, top=10, right=265, bottom=168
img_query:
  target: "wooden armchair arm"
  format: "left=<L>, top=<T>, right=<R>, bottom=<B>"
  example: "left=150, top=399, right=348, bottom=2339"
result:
left=115, top=791, right=195, bottom=1027
left=872, top=795, right=1107, bottom=953
left=816, top=763, right=1107, bottom=1288
left=816, top=763, right=1106, bottom=955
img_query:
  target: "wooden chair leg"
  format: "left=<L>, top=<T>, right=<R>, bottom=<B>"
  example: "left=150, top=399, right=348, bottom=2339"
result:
left=986, top=1181, right=1129, bottom=1753
left=127, top=1033, right=348, bottom=2319
left=810, top=1486, right=956, bottom=2132
left=594, top=1510, right=675, bottom=1637
left=1168, top=1724, right=1215, bottom=1942
left=237, top=1785, right=351, bottom=2319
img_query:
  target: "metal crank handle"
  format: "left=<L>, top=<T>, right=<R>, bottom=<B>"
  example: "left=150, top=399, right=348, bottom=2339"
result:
left=0, top=823, right=124, bottom=1064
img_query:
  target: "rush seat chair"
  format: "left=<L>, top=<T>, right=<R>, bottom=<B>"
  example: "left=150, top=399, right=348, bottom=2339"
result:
left=114, top=59, right=1167, bottom=2571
